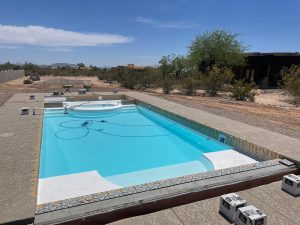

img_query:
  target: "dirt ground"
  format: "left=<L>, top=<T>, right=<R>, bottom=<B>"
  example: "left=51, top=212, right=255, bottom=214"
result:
left=0, top=76, right=299, bottom=139
left=0, top=75, right=124, bottom=93
left=147, top=91, right=300, bottom=139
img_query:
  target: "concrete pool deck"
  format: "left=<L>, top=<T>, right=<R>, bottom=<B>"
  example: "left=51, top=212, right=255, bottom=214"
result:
left=108, top=181, right=300, bottom=225
left=0, top=92, right=299, bottom=225
left=0, top=93, right=44, bottom=224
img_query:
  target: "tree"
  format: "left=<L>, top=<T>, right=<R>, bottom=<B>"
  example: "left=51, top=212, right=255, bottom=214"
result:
left=281, top=64, right=300, bottom=104
left=23, top=62, right=36, bottom=72
left=172, top=55, right=188, bottom=79
left=188, top=30, right=246, bottom=72
left=0, top=61, right=13, bottom=70
left=77, top=63, right=85, bottom=69
left=159, top=55, right=175, bottom=94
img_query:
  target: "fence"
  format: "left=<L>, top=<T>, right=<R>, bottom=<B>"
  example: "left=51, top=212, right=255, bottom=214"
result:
left=0, top=70, right=24, bottom=83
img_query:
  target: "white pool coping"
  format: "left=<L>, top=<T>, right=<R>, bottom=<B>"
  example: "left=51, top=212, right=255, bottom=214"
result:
left=37, top=171, right=120, bottom=204
left=44, top=96, right=67, bottom=103
left=203, top=149, right=257, bottom=170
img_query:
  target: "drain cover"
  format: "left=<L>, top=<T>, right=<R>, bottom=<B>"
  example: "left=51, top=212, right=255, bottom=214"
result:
left=0, top=133, right=15, bottom=137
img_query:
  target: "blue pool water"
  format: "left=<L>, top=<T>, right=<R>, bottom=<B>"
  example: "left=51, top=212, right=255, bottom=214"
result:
left=40, top=105, right=231, bottom=186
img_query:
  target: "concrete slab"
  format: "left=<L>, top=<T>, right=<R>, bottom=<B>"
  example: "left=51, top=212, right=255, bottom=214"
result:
left=109, top=209, right=183, bottom=225
left=172, top=197, right=231, bottom=225
left=0, top=93, right=44, bottom=224
left=108, top=182, right=299, bottom=225
left=37, top=171, right=120, bottom=204
left=204, top=149, right=257, bottom=170
left=244, top=182, right=300, bottom=224
left=238, top=190, right=297, bottom=225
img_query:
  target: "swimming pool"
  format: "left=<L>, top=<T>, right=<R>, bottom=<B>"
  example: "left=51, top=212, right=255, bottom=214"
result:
left=39, top=101, right=237, bottom=203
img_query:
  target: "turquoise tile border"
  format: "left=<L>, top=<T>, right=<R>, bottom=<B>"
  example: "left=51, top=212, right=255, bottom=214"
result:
left=135, top=99, right=280, bottom=162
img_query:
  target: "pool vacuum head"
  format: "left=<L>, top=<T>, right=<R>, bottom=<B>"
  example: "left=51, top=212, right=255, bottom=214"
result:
left=81, top=121, right=90, bottom=127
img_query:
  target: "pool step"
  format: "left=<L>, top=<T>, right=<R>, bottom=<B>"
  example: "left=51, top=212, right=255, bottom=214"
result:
left=106, top=161, right=208, bottom=187
left=37, top=171, right=120, bottom=205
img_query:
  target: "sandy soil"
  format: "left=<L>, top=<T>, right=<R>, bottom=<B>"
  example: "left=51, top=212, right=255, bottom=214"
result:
left=255, top=89, right=296, bottom=108
left=0, top=76, right=299, bottom=139
left=147, top=92, right=300, bottom=139
left=0, top=76, right=124, bottom=93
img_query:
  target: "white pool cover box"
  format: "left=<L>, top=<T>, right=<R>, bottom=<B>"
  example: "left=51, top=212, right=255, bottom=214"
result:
left=219, top=193, right=247, bottom=222
left=235, top=205, right=267, bottom=225
left=281, top=174, right=300, bottom=196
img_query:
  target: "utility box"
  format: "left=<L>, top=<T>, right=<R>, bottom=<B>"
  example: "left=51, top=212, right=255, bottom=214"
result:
left=21, top=107, right=29, bottom=115
left=235, top=205, right=267, bottom=225
left=219, top=193, right=247, bottom=222
left=282, top=174, right=300, bottom=196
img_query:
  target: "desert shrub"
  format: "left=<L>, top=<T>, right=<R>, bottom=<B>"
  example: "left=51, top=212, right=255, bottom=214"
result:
left=231, top=79, right=257, bottom=101
left=202, top=66, right=234, bottom=96
left=162, top=76, right=174, bottom=94
left=180, top=75, right=199, bottom=96
left=281, top=64, right=300, bottom=104
left=23, top=78, right=33, bottom=84
left=119, top=73, right=138, bottom=89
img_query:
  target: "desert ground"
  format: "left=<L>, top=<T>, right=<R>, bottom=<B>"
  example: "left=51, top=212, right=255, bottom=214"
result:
left=0, top=75, right=299, bottom=139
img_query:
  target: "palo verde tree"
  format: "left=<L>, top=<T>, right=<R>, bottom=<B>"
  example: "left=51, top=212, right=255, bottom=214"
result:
left=172, top=55, right=188, bottom=79
left=188, top=30, right=246, bottom=72
left=159, top=55, right=175, bottom=94
left=186, top=30, right=247, bottom=96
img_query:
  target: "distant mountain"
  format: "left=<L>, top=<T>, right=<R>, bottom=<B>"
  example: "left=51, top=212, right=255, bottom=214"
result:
left=38, top=64, right=50, bottom=68
left=50, top=63, right=79, bottom=68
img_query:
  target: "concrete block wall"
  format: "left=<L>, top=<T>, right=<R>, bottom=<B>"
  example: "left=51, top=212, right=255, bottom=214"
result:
left=0, top=70, right=24, bottom=83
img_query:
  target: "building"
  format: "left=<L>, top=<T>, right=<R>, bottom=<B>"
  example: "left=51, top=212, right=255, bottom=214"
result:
left=111, top=64, right=145, bottom=72
left=234, top=52, right=300, bottom=87
left=127, top=64, right=145, bottom=71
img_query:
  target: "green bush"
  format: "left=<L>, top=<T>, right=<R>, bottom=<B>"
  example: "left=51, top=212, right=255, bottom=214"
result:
left=281, top=64, right=300, bottom=104
left=120, top=75, right=138, bottom=89
left=202, top=66, right=234, bottom=96
left=180, top=76, right=199, bottom=96
left=231, top=80, right=257, bottom=101
left=162, top=77, right=174, bottom=94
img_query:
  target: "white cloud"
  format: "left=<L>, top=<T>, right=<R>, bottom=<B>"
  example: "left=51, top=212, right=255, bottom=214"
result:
left=0, top=44, right=22, bottom=49
left=0, top=24, right=133, bottom=47
left=39, top=47, right=74, bottom=52
left=135, top=17, right=196, bottom=29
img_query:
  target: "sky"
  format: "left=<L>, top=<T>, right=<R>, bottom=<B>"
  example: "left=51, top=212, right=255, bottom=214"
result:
left=0, top=0, right=299, bottom=66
